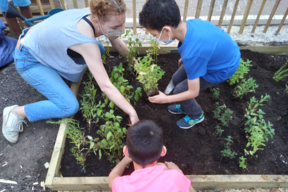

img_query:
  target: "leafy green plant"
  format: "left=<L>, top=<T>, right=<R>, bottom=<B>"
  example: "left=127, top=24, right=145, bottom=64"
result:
left=95, top=109, right=126, bottom=163
left=243, top=95, right=275, bottom=156
left=135, top=56, right=165, bottom=96
left=239, top=156, right=247, bottom=169
left=209, top=87, right=220, bottom=100
left=79, top=72, right=98, bottom=134
left=109, top=63, right=142, bottom=104
left=213, top=125, right=224, bottom=136
left=213, top=102, right=226, bottom=119
left=101, top=38, right=110, bottom=64
left=232, top=77, right=258, bottom=99
left=221, top=136, right=238, bottom=159
left=213, top=102, right=233, bottom=127
left=227, top=59, right=252, bottom=85
left=273, top=61, right=288, bottom=82
left=146, top=37, right=160, bottom=64
left=123, top=30, right=142, bottom=74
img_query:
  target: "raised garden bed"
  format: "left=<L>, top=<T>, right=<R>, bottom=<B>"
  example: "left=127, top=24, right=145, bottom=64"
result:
left=45, top=46, right=288, bottom=191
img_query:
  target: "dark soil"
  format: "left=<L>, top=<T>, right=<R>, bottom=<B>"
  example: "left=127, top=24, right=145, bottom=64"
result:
left=61, top=50, right=288, bottom=177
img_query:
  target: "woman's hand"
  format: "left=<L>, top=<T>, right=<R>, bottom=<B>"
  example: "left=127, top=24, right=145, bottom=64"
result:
left=148, top=91, right=168, bottom=104
left=128, top=111, right=139, bottom=126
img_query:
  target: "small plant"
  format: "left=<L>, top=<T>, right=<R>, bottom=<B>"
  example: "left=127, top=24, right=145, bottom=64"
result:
left=214, top=125, right=224, bottom=136
left=146, top=37, right=160, bottom=64
left=101, top=38, right=110, bottom=64
left=227, top=59, right=252, bottom=86
left=109, top=63, right=142, bottom=104
left=221, top=136, right=238, bottom=159
left=135, top=56, right=165, bottom=96
left=213, top=102, right=226, bottom=119
left=232, top=77, right=258, bottom=99
left=239, top=156, right=247, bottom=169
left=124, top=30, right=142, bottom=74
left=243, top=94, right=275, bottom=156
left=96, top=109, right=126, bottom=163
left=209, top=87, right=220, bottom=100
left=79, top=72, right=98, bottom=134
left=273, top=61, right=288, bottom=82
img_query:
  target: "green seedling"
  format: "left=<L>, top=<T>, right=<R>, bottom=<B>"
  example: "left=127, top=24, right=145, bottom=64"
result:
left=243, top=95, right=275, bottom=156
left=213, top=102, right=226, bottom=119
left=209, top=87, right=220, bottom=100
left=213, top=125, right=224, bottom=136
left=146, top=37, right=160, bottom=64
left=102, top=38, right=110, bottom=64
left=123, top=30, right=142, bottom=74
left=79, top=71, right=98, bottom=134
left=239, top=156, right=247, bottom=169
left=221, top=136, right=237, bottom=159
left=233, top=77, right=258, bottom=99
left=213, top=102, right=233, bottom=127
left=135, top=56, right=165, bottom=96
left=273, top=61, right=288, bottom=82
left=227, top=59, right=252, bottom=86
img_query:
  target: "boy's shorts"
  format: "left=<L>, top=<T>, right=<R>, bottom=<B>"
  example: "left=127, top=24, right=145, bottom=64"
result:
left=0, top=0, right=31, bottom=13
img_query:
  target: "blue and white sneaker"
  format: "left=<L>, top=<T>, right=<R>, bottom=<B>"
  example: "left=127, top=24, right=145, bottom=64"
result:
left=176, top=112, right=204, bottom=129
left=167, top=104, right=185, bottom=114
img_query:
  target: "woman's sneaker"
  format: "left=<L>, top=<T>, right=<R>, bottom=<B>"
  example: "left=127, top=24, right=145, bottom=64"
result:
left=2, top=105, right=27, bottom=143
left=167, top=104, right=186, bottom=114
left=176, top=112, right=204, bottom=129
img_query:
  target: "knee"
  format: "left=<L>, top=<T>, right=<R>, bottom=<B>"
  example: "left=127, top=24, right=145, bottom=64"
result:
left=65, top=100, right=79, bottom=117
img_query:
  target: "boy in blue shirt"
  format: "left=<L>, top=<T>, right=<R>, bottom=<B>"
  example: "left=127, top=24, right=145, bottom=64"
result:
left=139, top=0, right=240, bottom=129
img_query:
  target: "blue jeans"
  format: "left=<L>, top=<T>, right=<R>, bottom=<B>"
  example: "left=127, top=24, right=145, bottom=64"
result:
left=14, top=29, right=105, bottom=122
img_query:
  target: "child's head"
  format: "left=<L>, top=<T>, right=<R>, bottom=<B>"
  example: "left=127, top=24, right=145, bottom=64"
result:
left=124, top=120, right=166, bottom=168
left=139, top=0, right=181, bottom=31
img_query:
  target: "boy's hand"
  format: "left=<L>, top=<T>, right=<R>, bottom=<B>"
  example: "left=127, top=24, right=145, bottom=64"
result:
left=164, top=161, right=183, bottom=174
left=178, top=58, right=183, bottom=66
left=148, top=91, right=168, bottom=104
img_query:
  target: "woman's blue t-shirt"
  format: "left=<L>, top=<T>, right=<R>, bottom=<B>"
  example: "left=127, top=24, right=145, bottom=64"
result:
left=177, top=19, right=241, bottom=83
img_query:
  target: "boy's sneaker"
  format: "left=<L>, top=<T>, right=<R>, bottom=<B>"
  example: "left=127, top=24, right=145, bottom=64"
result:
left=176, top=112, right=204, bottom=129
left=167, top=104, right=185, bottom=114
left=2, top=105, right=26, bottom=143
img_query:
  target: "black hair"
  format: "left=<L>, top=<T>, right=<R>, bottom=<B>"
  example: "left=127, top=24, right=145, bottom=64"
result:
left=126, top=120, right=163, bottom=168
left=139, top=0, right=181, bottom=31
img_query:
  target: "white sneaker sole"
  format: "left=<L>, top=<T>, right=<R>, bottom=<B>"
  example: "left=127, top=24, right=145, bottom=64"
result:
left=2, top=105, right=18, bottom=143
left=168, top=109, right=186, bottom=115
left=178, top=117, right=205, bottom=129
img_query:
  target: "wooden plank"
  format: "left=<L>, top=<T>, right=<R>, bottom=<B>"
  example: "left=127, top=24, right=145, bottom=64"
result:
left=251, top=0, right=266, bottom=33
left=36, top=0, right=45, bottom=15
left=195, top=0, right=203, bottom=19
left=45, top=81, right=82, bottom=189
left=263, top=0, right=281, bottom=33
left=207, top=0, right=216, bottom=21
left=133, top=0, right=136, bottom=35
left=30, top=5, right=51, bottom=13
left=49, top=0, right=55, bottom=9
left=218, top=0, right=229, bottom=27
left=60, top=0, right=65, bottom=9
left=73, top=0, right=78, bottom=8
left=239, top=0, right=253, bottom=34
left=85, top=0, right=89, bottom=7
left=183, top=0, right=189, bottom=22
left=276, top=8, right=288, bottom=34
left=227, top=0, right=239, bottom=34
left=49, top=175, right=288, bottom=191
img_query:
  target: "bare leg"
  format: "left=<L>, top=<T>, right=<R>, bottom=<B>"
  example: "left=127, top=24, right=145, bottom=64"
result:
left=12, top=106, right=27, bottom=119
left=19, top=6, right=32, bottom=19
left=2, top=12, right=22, bottom=38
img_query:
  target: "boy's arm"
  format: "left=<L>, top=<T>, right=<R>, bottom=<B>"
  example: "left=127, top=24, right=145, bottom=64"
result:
left=148, top=78, right=200, bottom=104
left=108, top=156, right=132, bottom=189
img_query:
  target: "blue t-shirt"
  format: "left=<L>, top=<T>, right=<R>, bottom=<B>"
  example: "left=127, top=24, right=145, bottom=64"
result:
left=177, top=19, right=240, bottom=83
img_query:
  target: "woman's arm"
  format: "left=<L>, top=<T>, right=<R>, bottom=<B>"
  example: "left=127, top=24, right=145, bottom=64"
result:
left=110, top=37, right=129, bottom=58
left=72, top=42, right=139, bottom=124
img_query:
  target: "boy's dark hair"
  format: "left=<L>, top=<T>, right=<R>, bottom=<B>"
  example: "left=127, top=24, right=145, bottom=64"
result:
left=126, top=120, right=163, bottom=167
left=139, top=0, right=181, bottom=31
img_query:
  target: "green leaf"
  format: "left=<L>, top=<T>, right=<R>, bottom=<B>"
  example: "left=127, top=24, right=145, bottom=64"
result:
left=90, top=142, right=95, bottom=149
left=87, top=135, right=93, bottom=140
left=99, top=149, right=102, bottom=159
left=107, top=131, right=113, bottom=140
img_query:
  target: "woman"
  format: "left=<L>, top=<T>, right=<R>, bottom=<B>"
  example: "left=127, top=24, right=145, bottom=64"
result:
left=2, top=0, right=139, bottom=143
